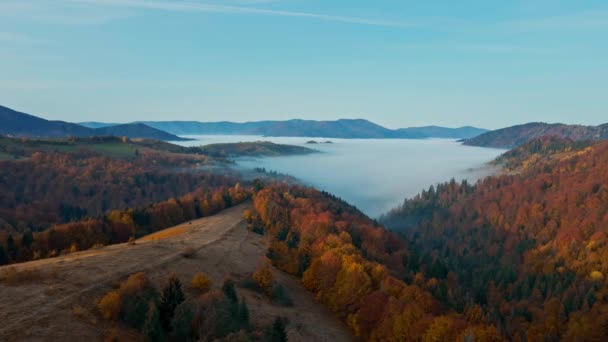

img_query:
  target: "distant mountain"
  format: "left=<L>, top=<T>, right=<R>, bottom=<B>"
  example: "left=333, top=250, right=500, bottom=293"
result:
left=0, top=105, right=185, bottom=141
left=463, top=122, right=608, bottom=148
left=95, top=123, right=188, bottom=141
left=140, top=119, right=409, bottom=138
left=397, top=125, right=488, bottom=139
left=79, top=122, right=118, bottom=129
left=397, top=126, right=489, bottom=139
left=1, top=105, right=93, bottom=137
left=250, top=119, right=419, bottom=139
left=112, top=119, right=482, bottom=139
left=139, top=121, right=272, bottom=136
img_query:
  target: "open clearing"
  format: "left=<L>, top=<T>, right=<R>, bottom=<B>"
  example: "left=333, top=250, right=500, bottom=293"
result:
left=0, top=202, right=352, bottom=342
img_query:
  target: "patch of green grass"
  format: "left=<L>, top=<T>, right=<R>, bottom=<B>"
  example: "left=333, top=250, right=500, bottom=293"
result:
left=83, top=142, right=138, bottom=158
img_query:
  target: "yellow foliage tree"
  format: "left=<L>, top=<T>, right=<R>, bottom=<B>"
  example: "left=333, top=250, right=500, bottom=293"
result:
left=191, top=272, right=212, bottom=293
left=252, top=262, right=274, bottom=293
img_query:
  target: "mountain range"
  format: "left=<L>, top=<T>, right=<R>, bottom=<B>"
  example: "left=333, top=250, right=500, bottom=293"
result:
left=0, top=105, right=187, bottom=141
left=463, top=122, right=608, bottom=148
left=2, top=104, right=489, bottom=140
left=81, top=119, right=489, bottom=139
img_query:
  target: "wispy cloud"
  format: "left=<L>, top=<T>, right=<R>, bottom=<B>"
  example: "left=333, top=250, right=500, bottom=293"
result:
left=504, top=9, right=608, bottom=32
left=69, top=0, right=423, bottom=28
left=402, top=42, right=558, bottom=55
left=0, top=0, right=133, bottom=25
left=0, top=79, right=215, bottom=90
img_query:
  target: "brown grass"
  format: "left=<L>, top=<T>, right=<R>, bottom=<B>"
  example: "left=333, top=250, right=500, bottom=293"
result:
left=139, top=225, right=188, bottom=241
left=0, top=266, right=44, bottom=285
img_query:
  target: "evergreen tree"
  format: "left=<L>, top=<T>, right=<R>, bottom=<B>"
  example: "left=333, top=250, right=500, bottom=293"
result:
left=238, top=298, right=250, bottom=331
left=159, top=273, right=185, bottom=331
left=222, top=279, right=238, bottom=303
left=0, top=245, right=8, bottom=265
left=170, top=301, right=194, bottom=342
left=21, top=231, right=34, bottom=248
left=270, top=317, right=287, bottom=342
left=143, top=303, right=163, bottom=342
left=6, top=234, right=16, bottom=260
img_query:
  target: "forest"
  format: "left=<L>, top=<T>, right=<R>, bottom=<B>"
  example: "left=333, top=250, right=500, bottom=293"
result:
left=245, top=138, right=608, bottom=341
left=3, top=135, right=608, bottom=340
left=381, top=139, right=608, bottom=340
left=0, top=137, right=251, bottom=264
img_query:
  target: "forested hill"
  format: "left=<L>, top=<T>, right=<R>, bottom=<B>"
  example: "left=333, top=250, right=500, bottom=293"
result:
left=493, top=136, right=593, bottom=172
left=94, top=123, right=189, bottom=141
left=380, top=139, right=608, bottom=340
left=198, top=141, right=317, bottom=158
left=463, top=122, right=608, bottom=148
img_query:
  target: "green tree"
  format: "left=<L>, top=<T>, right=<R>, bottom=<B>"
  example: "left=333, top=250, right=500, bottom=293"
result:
left=0, top=245, right=8, bottom=265
left=21, top=231, right=34, bottom=248
left=222, top=279, right=238, bottom=303
left=6, top=234, right=16, bottom=260
left=143, top=303, right=163, bottom=342
left=239, top=298, right=251, bottom=331
left=170, top=301, right=194, bottom=342
left=270, top=317, right=288, bottom=342
left=159, top=273, right=185, bottom=331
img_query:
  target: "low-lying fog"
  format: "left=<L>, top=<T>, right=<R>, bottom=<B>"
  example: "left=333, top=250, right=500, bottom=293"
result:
left=176, top=136, right=505, bottom=218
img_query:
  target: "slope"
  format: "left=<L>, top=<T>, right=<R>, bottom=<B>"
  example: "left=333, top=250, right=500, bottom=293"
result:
left=0, top=203, right=351, bottom=341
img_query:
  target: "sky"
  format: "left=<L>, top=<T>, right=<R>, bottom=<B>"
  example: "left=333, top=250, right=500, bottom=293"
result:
left=0, top=0, right=607, bottom=129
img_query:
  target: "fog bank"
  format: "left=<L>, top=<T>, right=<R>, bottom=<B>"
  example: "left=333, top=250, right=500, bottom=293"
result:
left=177, top=136, right=505, bottom=218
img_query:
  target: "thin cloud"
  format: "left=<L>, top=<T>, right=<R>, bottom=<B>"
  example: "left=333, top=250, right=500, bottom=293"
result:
left=504, top=9, right=608, bottom=32
left=70, top=0, right=423, bottom=28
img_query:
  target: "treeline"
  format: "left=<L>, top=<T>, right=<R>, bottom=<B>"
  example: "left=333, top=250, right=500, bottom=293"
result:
left=382, top=140, right=608, bottom=340
left=248, top=185, right=503, bottom=341
left=98, top=272, right=287, bottom=341
left=0, top=183, right=250, bottom=265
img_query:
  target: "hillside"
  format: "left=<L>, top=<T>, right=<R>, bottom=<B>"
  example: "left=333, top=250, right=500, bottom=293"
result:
left=0, top=105, right=185, bottom=141
left=493, top=136, right=593, bottom=172
left=0, top=203, right=351, bottom=341
left=381, top=139, right=608, bottom=340
left=0, top=105, right=93, bottom=137
left=398, top=125, right=488, bottom=139
left=463, top=122, right=608, bottom=148
left=94, top=123, right=188, bottom=141
left=199, top=141, right=317, bottom=158
left=140, top=121, right=273, bottom=135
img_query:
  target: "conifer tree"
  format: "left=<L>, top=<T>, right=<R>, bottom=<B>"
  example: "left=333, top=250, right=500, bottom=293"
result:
left=159, top=273, right=185, bottom=331
left=143, top=303, right=163, bottom=342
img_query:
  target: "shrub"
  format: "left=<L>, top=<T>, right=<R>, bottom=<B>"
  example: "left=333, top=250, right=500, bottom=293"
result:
left=252, top=262, right=274, bottom=294
left=271, top=284, right=293, bottom=307
left=97, top=272, right=159, bottom=330
left=191, top=272, right=212, bottom=293
left=181, top=247, right=196, bottom=258
left=98, top=291, right=121, bottom=320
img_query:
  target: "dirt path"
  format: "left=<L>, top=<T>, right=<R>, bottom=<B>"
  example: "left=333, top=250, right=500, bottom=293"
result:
left=0, top=202, right=353, bottom=342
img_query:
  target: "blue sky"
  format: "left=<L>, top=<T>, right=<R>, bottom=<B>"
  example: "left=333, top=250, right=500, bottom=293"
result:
left=1, top=0, right=607, bottom=129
